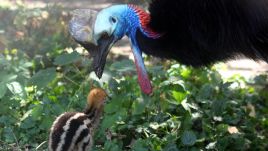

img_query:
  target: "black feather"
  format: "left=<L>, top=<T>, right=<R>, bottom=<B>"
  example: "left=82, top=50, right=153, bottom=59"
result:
left=137, top=0, right=268, bottom=66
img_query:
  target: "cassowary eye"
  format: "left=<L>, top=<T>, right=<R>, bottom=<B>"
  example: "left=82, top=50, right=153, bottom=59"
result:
left=110, top=16, right=117, bottom=23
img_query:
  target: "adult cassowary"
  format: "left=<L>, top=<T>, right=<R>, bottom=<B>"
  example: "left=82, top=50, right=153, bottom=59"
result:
left=69, top=0, right=268, bottom=94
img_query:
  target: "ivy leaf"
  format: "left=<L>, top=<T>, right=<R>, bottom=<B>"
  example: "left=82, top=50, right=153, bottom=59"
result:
left=54, top=51, right=81, bottom=66
left=181, top=130, right=197, bottom=146
left=29, top=68, right=56, bottom=88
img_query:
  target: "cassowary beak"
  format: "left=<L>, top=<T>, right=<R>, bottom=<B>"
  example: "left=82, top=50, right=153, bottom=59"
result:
left=93, top=35, right=117, bottom=78
left=69, top=9, right=115, bottom=78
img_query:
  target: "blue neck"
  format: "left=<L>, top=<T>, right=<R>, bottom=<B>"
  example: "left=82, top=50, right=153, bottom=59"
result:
left=118, top=5, right=153, bottom=94
left=124, top=7, right=141, bottom=38
left=117, top=5, right=154, bottom=39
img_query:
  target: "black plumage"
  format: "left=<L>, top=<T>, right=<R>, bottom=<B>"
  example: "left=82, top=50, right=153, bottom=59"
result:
left=137, top=0, right=268, bottom=66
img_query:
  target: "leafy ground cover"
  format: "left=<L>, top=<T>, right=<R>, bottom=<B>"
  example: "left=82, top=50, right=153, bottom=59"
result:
left=0, top=2, right=268, bottom=151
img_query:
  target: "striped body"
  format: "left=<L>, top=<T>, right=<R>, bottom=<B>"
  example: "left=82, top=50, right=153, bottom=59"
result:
left=49, top=112, right=93, bottom=151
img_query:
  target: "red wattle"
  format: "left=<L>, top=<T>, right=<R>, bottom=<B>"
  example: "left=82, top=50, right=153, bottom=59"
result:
left=134, top=58, right=152, bottom=94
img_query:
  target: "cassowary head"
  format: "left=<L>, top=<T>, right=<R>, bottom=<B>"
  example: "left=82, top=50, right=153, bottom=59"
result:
left=69, top=5, right=161, bottom=94
left=93, top=5, right=127, bottom=45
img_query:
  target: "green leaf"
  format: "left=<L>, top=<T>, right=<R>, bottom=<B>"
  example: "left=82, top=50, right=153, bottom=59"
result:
left=105, top=102, right=120, bottom=114
left=198, top=84, right=214, bottom=99
left=54, top=51, right=81, bottom=65
left=6, top=81, right=26, bottom=98
left=104, top=140, right=122, bottom=151
left=108, top=78, right=119, bottom=92
left=104, top=95, right=123, bottom=114
left=29, top=68, right=56, bottom=88
left=181, top=99, right=192, bottom=113
left=172, top=90, right=187, bottom=104
left=101, top=114, right=117, bottom=130
left=0, top=82, right=7, bottom=98
left=212, top=99, right=226, bottom=116
left=132, top=139, right=148, bottom=151
left=161, top=79, right=187, bottom=105
left=216, top=124, right=228, bottom=133
left=149, top=65, right=165, bottom=77
left=206, top=141, right=217, bottom=150
left=163, top=143, right=179, bottom=151
left=133, top=98, right=147, bottom=115
left=3, top=127, right=15, bottom=143
left=40, top=116, right=53, bottom=130
left=110, top=59, right=135, bottom=72
left=180, top=67, right=192, bottom=79
left=20, top=109, right=33, bottom=121
left=31, top=105, right=43, bottom=120
left=0, top=55, right=9, bottom=67
left=0, top=71, right=17, bottom=83
left=20, top=117, right=35, bottom=129
left=181, top=130, right=197, bottom=146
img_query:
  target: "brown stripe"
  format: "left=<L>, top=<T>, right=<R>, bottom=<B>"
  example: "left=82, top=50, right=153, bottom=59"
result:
left=75, top=128, right=90, bottom=146
left=49, top=112, right=77, bottom=151
left=61, top=114, right=88, bottom=151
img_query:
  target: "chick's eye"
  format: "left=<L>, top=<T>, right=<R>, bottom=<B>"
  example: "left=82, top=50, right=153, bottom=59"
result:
left=110, top=16, right=117, bottom=23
